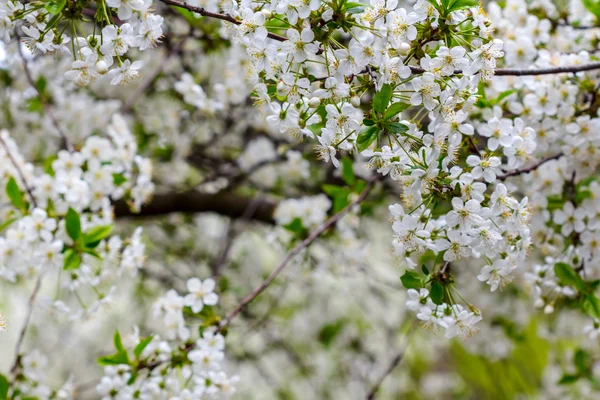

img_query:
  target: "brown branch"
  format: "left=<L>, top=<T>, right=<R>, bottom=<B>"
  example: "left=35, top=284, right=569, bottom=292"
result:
left=0, top=134, right=37, bottom=208
left=219, top=177, right=377, bottom=329
left=10, top=273, right=44, bottom=376
left=113, top=190, right=277, bottom=224
left=158, top=0, right=600, bottom=77
left=366, top=325, right=416, bottom=400
left=158, top=0, right=287, bottom=41
left=496, top=152, right=563, bottom=181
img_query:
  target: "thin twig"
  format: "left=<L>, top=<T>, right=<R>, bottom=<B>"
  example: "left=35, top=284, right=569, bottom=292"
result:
left=10, top=273, right=44, bottom=375
left=16, top=29, right=73, bottom=152
left=366, top=325, right=416, bottom=400
left=219, top=177, right=378, bottom=329
left=496, top=152, right=564, bottom=181
left=158, top=0, right=287, bottom=41
left=0, top=134, right=37, bottom=208
left=158, top=0, right=600, bottom=77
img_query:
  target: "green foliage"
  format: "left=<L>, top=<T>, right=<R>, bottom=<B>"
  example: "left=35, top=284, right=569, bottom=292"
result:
left=373, top=84, right=393, bottom=115
left=65, top=208, right=82, bottom=241
left=98, top=330, right=130, bottom=366
left=44, top=0, right=66, bottom=14
left=384, top=102, right=410, bottom=120
left=356, top=126, right=379, bottom=152
left=318, top=319, right=346, bottom=347
left=63, top=249, right=81, bottom=270
left=554, top=263, right=586, bottom=292
left=400, top=270, right=423, bottom=289
left=0, top=374, right=8, bottom=400
left=283, top=217, right=308, bottom=236
left=582, top=0, right=600, bottom=21
left=341, top=157, right=356, bottom=186
left=134, top=336, right=154, bottom=359
left=84, top=225, right=113, bottom=248
left=430, top=281, right=444, bottom=305
left=451, top=320, right=549, bottom=398
left=322, top=184, right=351, bottom=213
left=6, top=177, right=26, bottom=212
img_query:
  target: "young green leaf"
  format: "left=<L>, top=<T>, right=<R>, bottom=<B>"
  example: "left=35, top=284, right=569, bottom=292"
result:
left=6, top=177, right=25, bottom=211
left=341, top=157, right=356, bottom=186
left=373, top=84, right=393, bottom=115
left=430, top=281, right=444, bottom=305
left=0, top=374, right=8, bottom=400
left=356, top=126, right=379, bottom=152
left=400, top=270, right=423, bottom=289
left=63, top=249, right=81, bottom=270
left=84, top=225, right=114, bottom=247
left=384, top=102, right=410, bottom=120
left=388, top=122, right=409, bottom=134
left=134, top=335, right=154, bottom=359
left=65, top=208, right=81, bottom=241
left=554, top=263, right=586, bottom=292
left=583, top=295, right=600, bottom=320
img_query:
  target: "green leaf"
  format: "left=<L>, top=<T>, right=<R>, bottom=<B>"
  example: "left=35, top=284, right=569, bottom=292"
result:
left=134, top=336, right=154, bottom=359
left=65, top=208, right=81, bottom=241
left=0, top=374, right=8, bottom=400
left=400, top=270, right=423, bottom=289
left=430, top=281, right=444, bottom=305
left=112, top=173, right=127, bottom=186
left=558, top=374, right=580, bottom=385
left=84, top=225, right=113, bottom=247
left=447, top=0, right=479, bottom=13
left=582, top=0, right=600, bottom=20
left=356, top=126, right=379, bottom=152
left=388, top=122, right=409, bottom=134
left=6, top=177, right=25, bottom=211
left=283, top=218, right=307, bottom=235
left=318, top=319, right=346, bottom=347
left=575, top=348, right=591, bottom=375
left=44, top=0, right=66, bottom=14
left=0, top=217, right=17, bottom=232
left=114, top=330, right=126, bottom=353
left=341, top=157, right=356, bottom=186
left=373, top=84, right=393, bottom=115
left=63, top=249, right=81, bottom=270
left=421, top=264, right=430, bottom=275
left=583, top=295, right=600, bottom=319
left=363, top=118, right=375, bottom=126
left=384, top=102, right=410, bottom=120
left=98, top=352, right=130, bottom=366
left=554, top=263, right=586, bottom=292
left=322, top=184, right=351, bottom=213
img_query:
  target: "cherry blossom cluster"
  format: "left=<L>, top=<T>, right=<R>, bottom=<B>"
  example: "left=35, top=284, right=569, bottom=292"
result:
left=1, top=0, right=163, bottom=87
left=480, top=0, right=600, bottom=331
left=95, top=277, right=238, bottom=399
left=0, top=114, right=152, bottom=317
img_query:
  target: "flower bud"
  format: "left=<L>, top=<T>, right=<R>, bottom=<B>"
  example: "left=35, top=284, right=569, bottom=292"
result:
left=350, top=95, right=360, bottom=107
left=96, top=60, right=108, bottom=75
left=308, top=97, right=321, bottom=108
left=398, top=42, right=411, bottom=56
left=276, top=80, right=286, bottom=96
left=261, top=9, right=272, bottom=18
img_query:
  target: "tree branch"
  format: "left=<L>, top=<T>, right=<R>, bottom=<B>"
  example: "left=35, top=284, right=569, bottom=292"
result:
left=10, top=273, right=44, bottom=376
left=219, top=177, right=377, bottom=329
left=157, top=0, right=600, bottom=77
left=113, top=190, right=278, bottom=224
left=497, top=152, right=564, bottom=181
